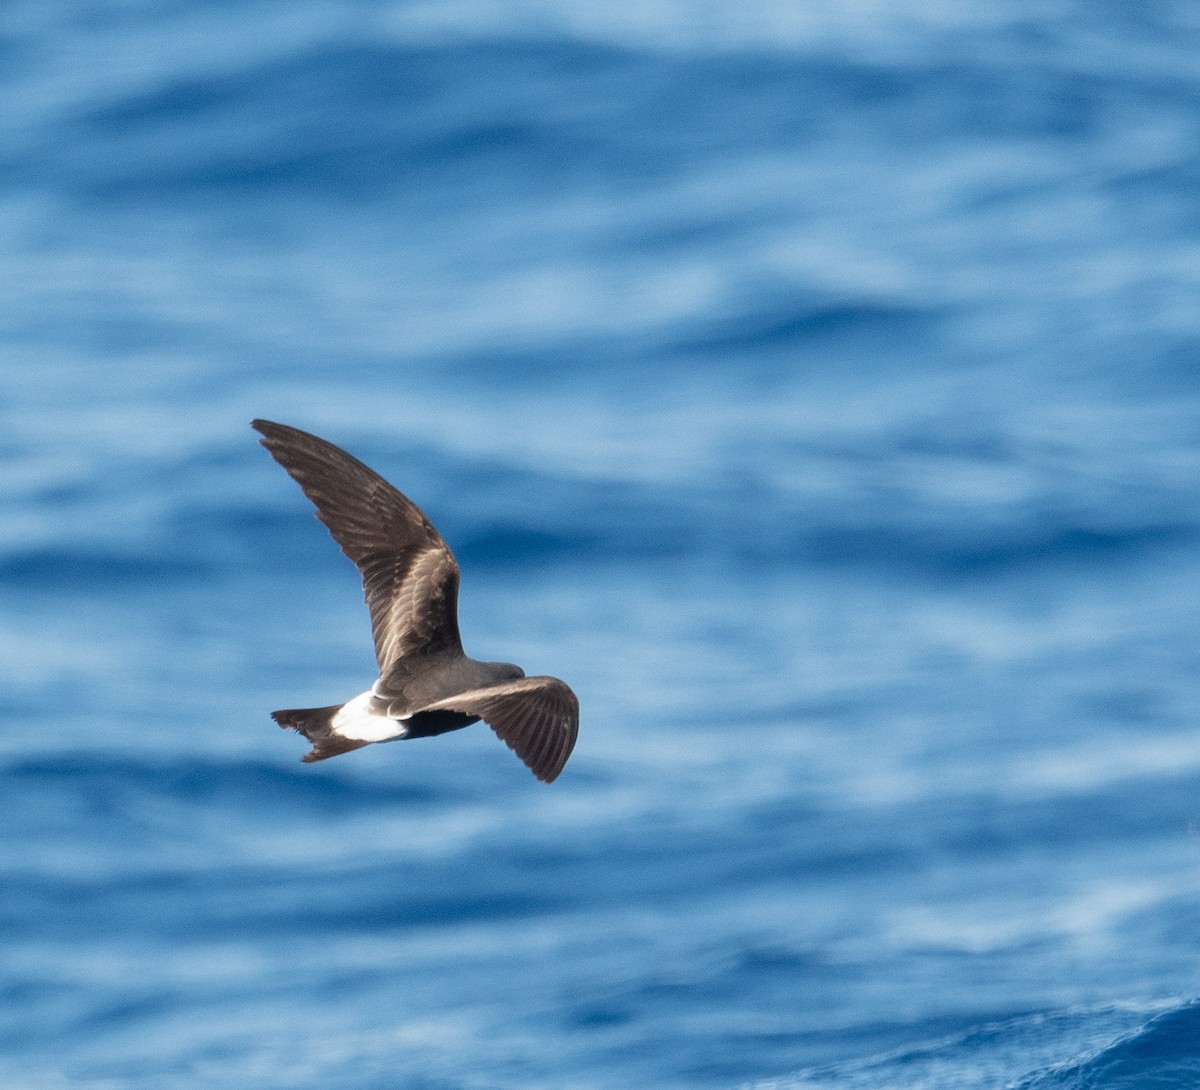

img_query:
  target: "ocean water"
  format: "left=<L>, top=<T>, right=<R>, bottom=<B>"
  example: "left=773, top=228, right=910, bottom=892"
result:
left=4, top=2, right=1200, bottom=1087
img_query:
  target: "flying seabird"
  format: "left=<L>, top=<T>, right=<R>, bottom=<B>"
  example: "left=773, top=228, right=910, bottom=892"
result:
left=252, top=419, right=579, bottom=783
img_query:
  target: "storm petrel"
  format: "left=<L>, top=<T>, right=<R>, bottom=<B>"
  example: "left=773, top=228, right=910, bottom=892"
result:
left=252, top=419, right=579, bottom=782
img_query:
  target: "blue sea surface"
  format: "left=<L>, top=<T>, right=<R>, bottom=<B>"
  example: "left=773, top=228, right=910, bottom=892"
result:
left=4, top=2, right=1200, bottom=1087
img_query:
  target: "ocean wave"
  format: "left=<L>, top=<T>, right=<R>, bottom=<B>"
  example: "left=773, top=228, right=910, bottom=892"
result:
left=745, top=1001, right=1195, bottom=1090
left=1021, top=1000, right=1200, bottom=1089
left=8, top=25, right=1192, bottom=208
left=1, top=752, right=452, bottom=812
left=3, top=445, right=1195, bottom=587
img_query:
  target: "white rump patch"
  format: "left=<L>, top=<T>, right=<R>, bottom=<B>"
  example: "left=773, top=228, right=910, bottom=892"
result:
left=331, top=689, right=408, bottom=743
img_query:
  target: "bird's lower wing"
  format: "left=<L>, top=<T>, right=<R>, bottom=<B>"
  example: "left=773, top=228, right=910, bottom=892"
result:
left=418, top=676, right=579, bottom=783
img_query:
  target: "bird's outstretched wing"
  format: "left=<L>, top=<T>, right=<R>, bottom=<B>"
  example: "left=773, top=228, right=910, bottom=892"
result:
left=417, top=676, right=579, bottom=783
left=252, top=420, right=463, bottom=671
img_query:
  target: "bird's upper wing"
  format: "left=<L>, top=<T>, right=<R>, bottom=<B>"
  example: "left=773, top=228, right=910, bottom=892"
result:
left=417, top=676, right=579, bottom=783
left=252, top=419, right=463, bottom=671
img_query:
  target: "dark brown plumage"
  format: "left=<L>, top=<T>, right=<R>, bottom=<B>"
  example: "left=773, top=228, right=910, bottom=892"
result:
left=253, top=419, right=578, bottom=783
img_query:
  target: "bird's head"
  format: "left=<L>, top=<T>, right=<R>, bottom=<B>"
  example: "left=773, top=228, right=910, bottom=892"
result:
left=486, top=661, right=526, bottom=682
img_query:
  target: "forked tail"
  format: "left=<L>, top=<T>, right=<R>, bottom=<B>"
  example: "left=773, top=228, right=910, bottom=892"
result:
left=271, top=705, right=370, bottom=762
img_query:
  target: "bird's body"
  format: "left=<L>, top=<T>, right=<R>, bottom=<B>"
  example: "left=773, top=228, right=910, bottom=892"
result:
left=252, top=419, right=578, bottom=782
